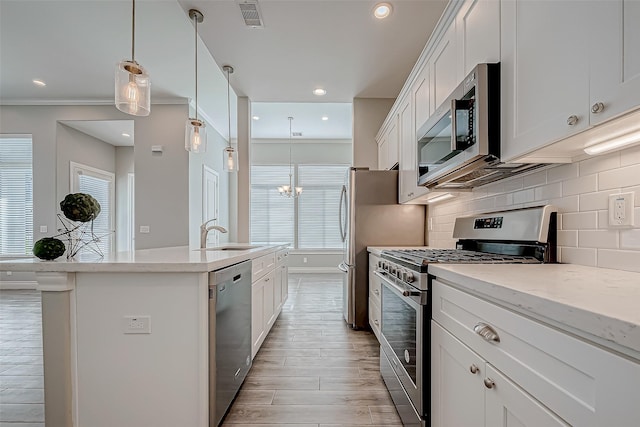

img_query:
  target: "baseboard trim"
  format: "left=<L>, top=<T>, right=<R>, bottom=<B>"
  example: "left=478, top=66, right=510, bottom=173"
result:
left=0, top=281, right=38, bottom=290
left=288, top=267, right=341, bottom=274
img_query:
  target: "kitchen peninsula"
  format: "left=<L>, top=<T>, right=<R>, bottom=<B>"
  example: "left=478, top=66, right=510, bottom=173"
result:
left=0, top=244, right=288, bottom=427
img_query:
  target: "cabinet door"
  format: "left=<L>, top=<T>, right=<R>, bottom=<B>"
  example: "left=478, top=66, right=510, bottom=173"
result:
left=414, top=66, right=431, bottom=132
left=251, top=281, right=265, bottom=359
left=378, top=136, right=388, bottom=170
left=431, top=322, right=485, bottom=427
left=387, top=117, right=399, bottom=169
left=264, top=274, right=276, bottom=328
left=281, top=265, right=288, bottom=305
left=485, top=365, right=570, bottom=427
left=274, top=265, right=283, bottom=312
left=456, top=0, right=500, bottom=76
left=431, top=23, right=459, bottom=110
left=399, top=96, right=428, bottom=203
left=590, top=0, right=640, bottom=125
left=500, top=0, right=590, bottom=162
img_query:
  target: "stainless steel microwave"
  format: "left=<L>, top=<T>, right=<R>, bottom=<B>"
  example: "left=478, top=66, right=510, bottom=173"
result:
left=417, top=63, right=502, bottom=189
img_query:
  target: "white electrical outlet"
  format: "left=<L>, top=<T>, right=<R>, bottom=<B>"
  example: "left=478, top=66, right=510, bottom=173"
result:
left=123, top=316, right=151, bottom=334
left=303, top=257, right=308, bottom=263
left=608, top=192, right=635, bottom=227
left=39, top=225, right=48, bottom=233
left=140, top=226, right=150, bottom=233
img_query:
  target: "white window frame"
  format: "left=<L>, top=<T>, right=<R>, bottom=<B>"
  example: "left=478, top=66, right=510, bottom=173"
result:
left=70, top=161, right=115, bottom=254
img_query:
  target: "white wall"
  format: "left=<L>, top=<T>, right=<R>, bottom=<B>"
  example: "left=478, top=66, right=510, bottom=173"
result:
left=352, top=97, right=394, bottom=169
left=115, top=147, right=134, bottom=252
left=428, top=145, right=640, bottom=273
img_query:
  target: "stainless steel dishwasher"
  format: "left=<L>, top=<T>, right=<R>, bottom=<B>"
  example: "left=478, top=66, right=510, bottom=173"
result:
left=209, top=259, right=252, bottom=426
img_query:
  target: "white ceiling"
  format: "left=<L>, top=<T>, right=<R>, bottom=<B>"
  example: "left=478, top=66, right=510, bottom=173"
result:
left=0, top=0, right=447, bottom=140
left=251, top=102, right=352, bottom=139
left=60, top=120, right=135, bottom=146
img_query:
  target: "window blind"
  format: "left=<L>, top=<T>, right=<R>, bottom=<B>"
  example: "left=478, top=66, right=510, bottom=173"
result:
left=0, top=138, right=33, bottom=256
left=78, top=174, right=113, bottom=255
left=250, top=165, right=295, bottom=245
left=297, top=165, right=349, bottom=249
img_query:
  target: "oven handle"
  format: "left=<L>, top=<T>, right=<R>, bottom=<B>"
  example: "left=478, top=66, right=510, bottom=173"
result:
left=373, top=270, right=422, bottom=297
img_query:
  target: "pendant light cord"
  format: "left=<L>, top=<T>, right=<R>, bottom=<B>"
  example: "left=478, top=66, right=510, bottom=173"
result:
left=289, top=117, right=293, bottom=187
left=194, top=13, right=198, bottom=120
left=227, top=68, right=231, bottom=148
left=131, top=0, right=135, bottom=62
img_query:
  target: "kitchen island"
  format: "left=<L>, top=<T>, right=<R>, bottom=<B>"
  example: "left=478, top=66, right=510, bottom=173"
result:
left=0, top=244, right=288, bottom=427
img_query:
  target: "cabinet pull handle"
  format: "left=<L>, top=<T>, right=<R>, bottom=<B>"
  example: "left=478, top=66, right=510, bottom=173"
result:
left=408, top=192, right=414, bottom=197
left=374, top=319, right=380, bottom=326
left=567, top=115, right=579, bottom=126
left=591, top=102, right=605, bottom=114
left=484, top=378, right=495, bottom=389
left=469, top=364, right=479, bottom=374
left=374, top=289, right=380, bottom=296
left=474, top=322, right=500, bottom=343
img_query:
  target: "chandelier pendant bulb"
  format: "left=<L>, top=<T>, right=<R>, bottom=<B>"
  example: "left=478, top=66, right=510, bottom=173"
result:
left=185, top=9, right=207, bottom=153
left=277, top=116, right=302, bottom=198
left=223, top=65, right=238, bottom=171
left=115, top=0, right=151, bottom=116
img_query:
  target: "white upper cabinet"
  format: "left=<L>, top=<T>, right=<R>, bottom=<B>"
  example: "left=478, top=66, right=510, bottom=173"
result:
left=589, top=0, right=640, bottom=126
left=456, top=0, right=501, bottom=76
left=501, top=0, right=640, bottom=162
left=500, top=0, right=591, bottom=163
left=431, top=23, right=459, bottom=110
left=378, top=116, right=399, bottom=170
left=414, top=66, right=431, bottom=134
left=399, top=94, right=429, bottom=203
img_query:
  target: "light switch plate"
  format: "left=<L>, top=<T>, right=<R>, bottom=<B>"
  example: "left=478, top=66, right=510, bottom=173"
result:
left=608, top=192, right=635, bottom=227
left=40, top=225, right=47, bottom=233
left=140, top=225, right=150, bottom=233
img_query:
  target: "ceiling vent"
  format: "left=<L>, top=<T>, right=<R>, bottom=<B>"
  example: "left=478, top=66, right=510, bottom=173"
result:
left=292, top=132, right=303, bottom=137
left=237, top=1, right=264, bottom=28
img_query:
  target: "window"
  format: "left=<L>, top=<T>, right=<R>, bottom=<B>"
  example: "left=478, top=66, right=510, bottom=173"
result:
left=70, top=162, right=115, bottom=255
left=250, top=163, right=348, bottom=250
left=298, top=165, right=348, bottom=249
left=250, top=165, right=294, bottom=245
left=0, top=137, right=33, bottom=256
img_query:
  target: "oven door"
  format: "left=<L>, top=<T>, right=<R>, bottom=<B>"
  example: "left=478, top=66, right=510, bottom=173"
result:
left=374, top=270, right=428, bottom=418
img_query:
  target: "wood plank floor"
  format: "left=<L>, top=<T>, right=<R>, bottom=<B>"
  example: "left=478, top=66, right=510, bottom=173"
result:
left=221, top=273, right=402, bottom=427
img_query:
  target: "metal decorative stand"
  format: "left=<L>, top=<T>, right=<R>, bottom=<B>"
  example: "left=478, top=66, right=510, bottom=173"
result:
left=53, top=214, right=109, bottom=259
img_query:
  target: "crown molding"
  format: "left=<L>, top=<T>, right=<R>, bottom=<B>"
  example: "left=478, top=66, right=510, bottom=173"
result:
left=0, top=97, right=189, bottom=106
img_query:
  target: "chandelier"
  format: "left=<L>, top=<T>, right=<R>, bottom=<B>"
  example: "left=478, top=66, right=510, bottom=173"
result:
left=277, top=117, right=302, bottom=198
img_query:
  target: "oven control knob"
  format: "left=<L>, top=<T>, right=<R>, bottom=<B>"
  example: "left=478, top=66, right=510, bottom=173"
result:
left=396, top=269, right=402, bottom=279
left=377, top=261, right=383, bottom=269
left=405, top=272, right=415, bottom=283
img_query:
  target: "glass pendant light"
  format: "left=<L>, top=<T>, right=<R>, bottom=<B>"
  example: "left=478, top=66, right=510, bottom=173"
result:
left=115, top=0, right=151, bottom=116
left=277, top=117, right=303, bottom=198
left=222, top=65, right=238, bottom=172
left=185, top=9, right=206, bottom=153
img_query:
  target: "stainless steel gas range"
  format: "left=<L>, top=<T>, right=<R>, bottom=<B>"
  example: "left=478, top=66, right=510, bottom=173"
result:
left=375, top=205, right=558, bottom=427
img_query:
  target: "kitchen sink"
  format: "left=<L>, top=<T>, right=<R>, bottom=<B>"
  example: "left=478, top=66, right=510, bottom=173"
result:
left=198, top=245, right=261, bottom=251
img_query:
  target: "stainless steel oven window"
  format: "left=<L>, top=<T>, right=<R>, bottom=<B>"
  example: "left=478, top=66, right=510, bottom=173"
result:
left=381, top=283, right=418, bottom=385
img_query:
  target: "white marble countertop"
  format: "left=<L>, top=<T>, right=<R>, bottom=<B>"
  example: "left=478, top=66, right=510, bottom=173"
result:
left=430, top=263, right=640, bottom=357
left=0, top=243, right=289, bottom=273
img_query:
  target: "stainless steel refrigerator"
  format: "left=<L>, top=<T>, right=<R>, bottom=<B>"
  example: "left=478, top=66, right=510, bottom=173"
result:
left=338, top=168, right=426, bottom=329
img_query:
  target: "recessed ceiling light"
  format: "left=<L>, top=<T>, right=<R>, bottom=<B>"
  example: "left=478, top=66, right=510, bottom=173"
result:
left=313, top=88, right=327, bottom=96
left=321, top=116, right=329, bottom=121
left=122, top=132, right=131, bottom=137
left=252, top=116, right=260, bottom=121
left=32, top=79, right=46, bottom=87
left=373, top=3, right=392, bottom=19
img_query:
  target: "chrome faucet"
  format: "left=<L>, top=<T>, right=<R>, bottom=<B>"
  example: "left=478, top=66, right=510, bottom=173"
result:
left=200, top=219, right=228, bottom=248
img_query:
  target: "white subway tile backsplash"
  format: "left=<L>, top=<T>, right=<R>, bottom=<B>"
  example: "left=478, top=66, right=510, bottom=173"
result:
left=599, top=164, right=640, bottom=190
left=549, top=195, right=579, bottom=213
left=622, top=185, right=640, bottom=206
left=579, top=190, right=620, bottom=212
left=560, top=247, right=597, bottom=266
left=578, top=230, right=618, bottom=249
left=495, top=193, right=513, bottom=207
left=597, top=210, right=608, bottom=229
left=523, top=170, right=547, bottom=188
left=548, top=163, right=579, bottom=183
left=534, top=183, right=562, bottom=201
left=557, top=230, right=578, bottom=247
left=579, top=152, right=620, bottom=176
left=562, top=174, right=598, bottom=196
left=620, top=145, right=640, bottom=167
left=513, top=188, right=535, bottom=204
left=597, top=249, right=640, bottom=272
left=561, top=211, right=598, bottom=230
left=621, top=229, right=640, bottom=249
left=503, top=177, right=524, bottom=192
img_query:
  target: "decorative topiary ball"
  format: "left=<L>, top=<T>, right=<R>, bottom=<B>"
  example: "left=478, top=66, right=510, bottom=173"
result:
left=33, top=237, right=66, bottom=260
left=60, top=193, right=101, bottom=222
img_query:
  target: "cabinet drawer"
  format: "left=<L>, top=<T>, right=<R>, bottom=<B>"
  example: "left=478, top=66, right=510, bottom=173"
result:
left=432, top=279, right=640, bottom=427
left=252, top=252, right=276, bottom=281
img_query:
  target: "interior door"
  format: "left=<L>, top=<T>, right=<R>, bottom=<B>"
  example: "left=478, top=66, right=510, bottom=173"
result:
left=202, top=165, right=220, bottom=246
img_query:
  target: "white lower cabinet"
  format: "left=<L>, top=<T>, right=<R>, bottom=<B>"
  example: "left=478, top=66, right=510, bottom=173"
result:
left=251, top=249, right=288, bottom=359
left=432, top=321, right=568, bottom=427
left=368, top=253, right=382, bottom=341
left=432, top=280, right=640, bottom=427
